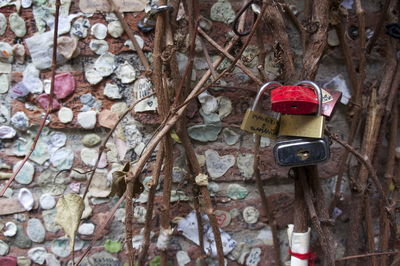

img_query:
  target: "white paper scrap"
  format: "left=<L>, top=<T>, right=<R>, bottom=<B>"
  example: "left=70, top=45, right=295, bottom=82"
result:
left=323, top=74, right=351, bottom=105
left=177, top=211, right=236, bottom=257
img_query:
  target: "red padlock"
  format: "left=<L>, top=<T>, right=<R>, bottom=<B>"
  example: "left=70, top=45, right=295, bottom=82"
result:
left=271, top=85, right=318, bottom=115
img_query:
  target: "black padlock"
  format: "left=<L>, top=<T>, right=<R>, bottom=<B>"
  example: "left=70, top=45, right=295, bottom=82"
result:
left=273, top=137, right=330, bottom=167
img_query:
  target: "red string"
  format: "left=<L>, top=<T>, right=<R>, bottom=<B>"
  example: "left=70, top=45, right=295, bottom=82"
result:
left=289, top=249, right=316, bottom=266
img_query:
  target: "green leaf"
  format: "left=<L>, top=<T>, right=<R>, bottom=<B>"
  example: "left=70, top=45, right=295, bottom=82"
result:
left=170, top=131, right=181, bottom=143
left=149, top=256, right=161, bottom=266
left=149, top=256, right=173, bottom=266
left=55, top=193, right=84, bottom=253
left=104, top=239, right=122, bottom=253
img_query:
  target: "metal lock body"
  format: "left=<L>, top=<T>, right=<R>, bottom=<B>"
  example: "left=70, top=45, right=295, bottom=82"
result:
left=271, top=85, right=318, bottom=115
left=241, top=109, right=279, bottom=138
left=240, top=81, right=282, bottom=139
left=278, top=81, right=325, bottom=139
left=279, top=114, right=325, bottom=139
left=273, top=137, right=330, bottom=167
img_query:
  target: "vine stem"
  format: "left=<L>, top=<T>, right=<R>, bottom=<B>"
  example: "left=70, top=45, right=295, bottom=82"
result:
left=173, top=1, right=206, bottom=264
left=106, top=0, right=151, bottom=74
left=74, top=195, right=126, bottom=265
left=151, top=1, right=174, bottom=264
left=379, top=97, right=398, bottom=266
left=336, top=251, right=400, bottom=262
left=253, top=135, right=282, bottom=266
left=136, top=146, right=164, bottom=265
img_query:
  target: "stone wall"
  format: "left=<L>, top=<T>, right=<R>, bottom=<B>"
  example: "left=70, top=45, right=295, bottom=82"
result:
left=0, top=0, right=389, bottom=265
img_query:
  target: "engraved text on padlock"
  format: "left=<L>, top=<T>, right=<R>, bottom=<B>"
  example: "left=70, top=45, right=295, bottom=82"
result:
left=240, top=81, right=282, bottom=139
left=240, top=109, right=279, bottom=139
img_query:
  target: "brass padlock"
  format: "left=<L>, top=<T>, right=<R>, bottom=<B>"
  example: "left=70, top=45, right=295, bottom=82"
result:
left=240, top=81, right=282, bottom=139
left=278, top=81, right=325, bottom=139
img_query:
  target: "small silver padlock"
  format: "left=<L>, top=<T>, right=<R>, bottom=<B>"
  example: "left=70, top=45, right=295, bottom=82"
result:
left=273, top=81, right=330, bottom=167
left=273, top=137, right=330, bottom=167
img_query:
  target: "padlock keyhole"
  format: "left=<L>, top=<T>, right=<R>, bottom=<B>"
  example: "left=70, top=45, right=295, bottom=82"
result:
left=297, top=149, right=310, bottom=161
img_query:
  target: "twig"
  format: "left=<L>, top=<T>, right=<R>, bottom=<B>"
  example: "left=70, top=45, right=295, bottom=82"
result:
left=280, top=1, right=306, bottom=47
left=330, top=14, right=362, bottom=213
left=264, top=0, right=297, bottom=82
left=292, top=168, right=308, bottom=233
left=299, top=169, right=330, bottom=257
left=53, top=168, right=93, bottom=182
left=74, top=93, right=155, bottom=265
left=334, top=20, right=358, bottom=101
left=151, top=2, right=175, bottom=264
left=176, top=89, right=224, bottom=266
left=296, top=1, right=335, bottom=264
left=301, top=0, right=313, bottom=48
left=379, top=98, right=398, bottom=266
left=175, top=1, right=207, bottom=263
left=373, top=64, right=400, bottom=166
left=326, top=131, right=388, bottom=202
left=252, top=25, right=280, bottom=264
left=0, top=0, right=61, bottom=197
left=107, top=0, right=151, bottom=74
left=391, top=254, right=400, bottom=266
left=364, top=191, right=377, bottom=266
left=197, top=28, right=263, bottom=86
left=344, top=37, right=397, bottom=261
left=300, top=0, right=330, bottom=80
left=336, top=251, right=400, bottom=262
left=81, top=92, right=155, bottom=200
left=171, top=16, right=199, bottom=106
left=136, top=146, right=164, bottom=265
left=199, top=36, right=218, bottom=80
left=366, top=0, right=393, bottom=53
left=327, top=130, right=400, bottom=264
left=159, top=135, right=174, bottom=266
left=125, top=172, right=136, bottom=265
left=255, top=25, right=268, bottom=81
left=354, top=0, right=366, bottom=100
left=177, top=128, right=206, bottom=265
left=305, top=165, right=336, bottom=266
left=253, top=135, right=282, bottom=266
left=74, top=195, right=126, bottom=265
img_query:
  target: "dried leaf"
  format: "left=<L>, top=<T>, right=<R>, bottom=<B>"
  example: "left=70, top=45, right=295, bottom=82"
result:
left=55, top=193, right=84, bottom=253
left=111, top=162, right=130, bottom=197
left=110, top=162, right=144, bottom=198
left=110, top=172, right=126, bottom=197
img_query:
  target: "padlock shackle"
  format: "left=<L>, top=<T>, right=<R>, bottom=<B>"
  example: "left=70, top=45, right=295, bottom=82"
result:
left=252, top=81, right=282, bottom=111
left=294, top=81, right=322, bottom=115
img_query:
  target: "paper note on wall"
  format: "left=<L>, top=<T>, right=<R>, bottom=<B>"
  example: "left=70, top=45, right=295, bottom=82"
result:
left=177, top=211, right=237, bottom=257
left=79, top=0, right=146, bottom=13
